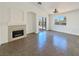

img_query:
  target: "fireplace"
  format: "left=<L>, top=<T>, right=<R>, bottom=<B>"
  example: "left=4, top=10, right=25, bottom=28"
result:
left=12, top=30, right=24, bottom=38
left=8, top=25, right=26, bottom=42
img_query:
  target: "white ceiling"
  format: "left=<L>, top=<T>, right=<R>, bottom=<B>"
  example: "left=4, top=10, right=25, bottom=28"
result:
left=31, top=2, right=79, bottom=13
left=0, top=2, right=79, bottom=14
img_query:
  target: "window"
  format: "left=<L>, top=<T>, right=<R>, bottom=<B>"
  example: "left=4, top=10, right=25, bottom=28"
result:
left=54, top=16, right=66, bottom=25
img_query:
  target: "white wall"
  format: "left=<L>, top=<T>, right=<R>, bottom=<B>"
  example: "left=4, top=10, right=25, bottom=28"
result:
left=8, top=8, right=25, bottom=25
left=0, top=3, right=48, bottom=45
left=0, top=24, right=8, bottom=44
left=48, top=14, right=53, bottom=30
left=0, top=7, right=9, bottom=45
left=26, top=12, right=36, bottom=34
left=49, top=10, right=79, bottom=35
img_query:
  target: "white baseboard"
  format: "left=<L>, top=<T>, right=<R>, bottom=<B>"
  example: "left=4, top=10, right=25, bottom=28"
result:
left=51, top=30, right=79, bottom=36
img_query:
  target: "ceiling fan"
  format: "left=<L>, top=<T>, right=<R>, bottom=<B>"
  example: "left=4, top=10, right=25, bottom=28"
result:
left=37, top=2, right=58, bottom=13
left=53, top=8, right=58, bottom=13
left=37, top=2, right=42, bottom=5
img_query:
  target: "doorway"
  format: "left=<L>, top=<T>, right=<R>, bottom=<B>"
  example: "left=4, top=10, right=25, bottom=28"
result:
left=38, top=17, right=47, bottom=32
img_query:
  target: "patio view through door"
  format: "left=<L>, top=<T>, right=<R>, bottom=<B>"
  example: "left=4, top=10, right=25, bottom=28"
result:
left=39, top=17, right=46, bottom=31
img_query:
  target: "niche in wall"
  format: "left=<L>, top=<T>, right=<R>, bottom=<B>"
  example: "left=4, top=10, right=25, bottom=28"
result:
left=54, top=16, right=66, bottom=25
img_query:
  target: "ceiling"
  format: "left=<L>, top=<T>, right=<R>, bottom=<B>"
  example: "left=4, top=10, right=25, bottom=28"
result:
left=31, top=2, right=79, bottom=13
left=0, top=2, right=79, bottom=14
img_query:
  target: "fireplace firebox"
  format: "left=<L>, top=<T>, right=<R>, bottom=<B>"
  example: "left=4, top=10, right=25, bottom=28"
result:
left=12, top=30, right=24, bottom=38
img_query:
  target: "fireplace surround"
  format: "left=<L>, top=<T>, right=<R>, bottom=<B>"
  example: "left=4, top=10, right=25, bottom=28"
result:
left=8, top=25, right=26, bottom=42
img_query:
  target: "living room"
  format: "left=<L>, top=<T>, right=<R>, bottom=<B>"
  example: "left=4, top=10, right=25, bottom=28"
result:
left=0, top=2, right=79, bottom=56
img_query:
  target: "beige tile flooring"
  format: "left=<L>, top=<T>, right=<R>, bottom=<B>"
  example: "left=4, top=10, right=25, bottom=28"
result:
left=0, top=31, right=79, bottom=56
